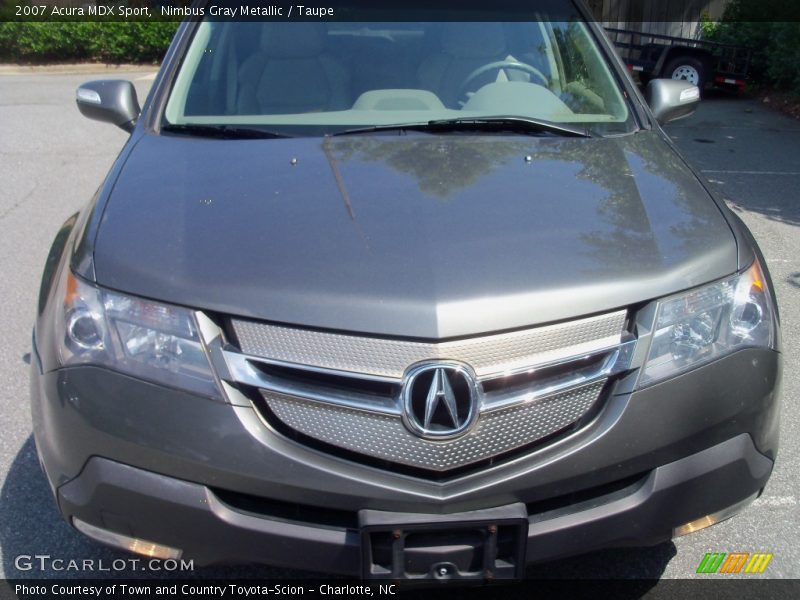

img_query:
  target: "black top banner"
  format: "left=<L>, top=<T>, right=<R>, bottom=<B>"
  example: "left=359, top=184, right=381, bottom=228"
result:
left=1, top=0, right=580, bottom=23
left=2, top=0, right=800, bottom=23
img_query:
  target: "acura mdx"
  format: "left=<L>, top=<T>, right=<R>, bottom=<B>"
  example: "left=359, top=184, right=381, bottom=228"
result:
left=30, top=0, right=782, bottom=581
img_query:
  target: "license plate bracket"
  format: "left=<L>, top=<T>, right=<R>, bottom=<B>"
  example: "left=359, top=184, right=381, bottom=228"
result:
left=359, top=503, right=528, bottom=581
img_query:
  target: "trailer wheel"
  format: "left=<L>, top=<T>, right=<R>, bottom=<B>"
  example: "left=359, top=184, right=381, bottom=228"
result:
left=664, top=56, right=706, bottom=91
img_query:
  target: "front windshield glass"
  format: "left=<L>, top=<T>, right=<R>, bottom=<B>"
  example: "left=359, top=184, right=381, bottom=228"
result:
left=164, top=16, right=634, bottom=136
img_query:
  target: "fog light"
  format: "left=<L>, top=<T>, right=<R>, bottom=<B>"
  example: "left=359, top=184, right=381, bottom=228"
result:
left=673, top=493, right=758, bottom=538
left=73, top=518, right=182, bottom=559
left=673, top=515, right=717, bottom=537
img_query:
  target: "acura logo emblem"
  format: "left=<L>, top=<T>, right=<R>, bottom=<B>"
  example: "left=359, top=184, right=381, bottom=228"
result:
left=401, top=362, right=479, bottom=440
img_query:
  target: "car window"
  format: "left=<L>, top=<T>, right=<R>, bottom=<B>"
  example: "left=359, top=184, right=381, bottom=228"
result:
left=164, top=17, right=633, bottom=136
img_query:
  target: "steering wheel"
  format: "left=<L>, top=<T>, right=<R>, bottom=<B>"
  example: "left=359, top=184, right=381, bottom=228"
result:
left=457, top=60, right=549, bottom=103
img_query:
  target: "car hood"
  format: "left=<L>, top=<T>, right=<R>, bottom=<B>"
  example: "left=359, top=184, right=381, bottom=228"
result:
left=94, top=130, right=736, bottom=338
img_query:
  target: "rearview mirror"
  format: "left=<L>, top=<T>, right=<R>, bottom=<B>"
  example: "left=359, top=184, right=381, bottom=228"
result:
left=76, top=80, right=140, bottom=132
left=645, top=79, right=700, bottom=125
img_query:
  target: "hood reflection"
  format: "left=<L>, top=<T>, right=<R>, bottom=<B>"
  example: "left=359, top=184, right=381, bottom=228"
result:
left=328, top=136, right=531, bottom=199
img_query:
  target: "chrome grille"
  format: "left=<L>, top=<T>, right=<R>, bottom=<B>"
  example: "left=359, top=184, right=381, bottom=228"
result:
left=263, top=382, right=605, bottom=471
left=210, top=309, right=634, bottom=474
left=230, top=310, right=627, bottom=379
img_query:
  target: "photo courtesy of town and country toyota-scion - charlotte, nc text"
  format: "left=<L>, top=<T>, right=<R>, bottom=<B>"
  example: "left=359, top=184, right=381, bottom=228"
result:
left=13, top=584, right=395, bottom=597
left=17, top=4, right=336, bottom=19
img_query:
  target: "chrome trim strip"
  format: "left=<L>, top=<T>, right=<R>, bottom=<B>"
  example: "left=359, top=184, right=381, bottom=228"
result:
left=218, top=338, right=637, bottom=416
left=478, top=338, right=635, bottom=382
left=222, top=350, right=402, bottom=415
left=230, top=310, right=628, bottom=379
left=223, top=351, right=402, bottom=384
left=481, top=339, right=636, bottom=413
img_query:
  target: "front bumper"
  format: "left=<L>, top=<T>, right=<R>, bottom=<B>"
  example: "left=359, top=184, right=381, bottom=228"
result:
left=31, top=342, right=780, bottom=573
left=56, top=434, right=771, bottom=574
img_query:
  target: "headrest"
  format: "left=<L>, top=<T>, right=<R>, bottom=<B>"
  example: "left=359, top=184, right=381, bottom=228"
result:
left=261, top=22, right=327, bottom=58
left=441, top=23, right=506, bottom=58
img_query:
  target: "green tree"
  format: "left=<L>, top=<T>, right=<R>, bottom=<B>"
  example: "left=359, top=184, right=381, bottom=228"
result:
left=711, top=0, right=800, bottom=93
left=0, top=20, right=179, bottom=63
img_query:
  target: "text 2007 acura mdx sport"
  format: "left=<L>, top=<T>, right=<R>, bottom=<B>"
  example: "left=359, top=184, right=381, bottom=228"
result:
left=31, top=2, right=781, bottom=581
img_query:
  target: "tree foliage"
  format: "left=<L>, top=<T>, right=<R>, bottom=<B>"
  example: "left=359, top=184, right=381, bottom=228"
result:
left=706, top=0, right=800, bottom=92
left=0, top=21, right=179, bottom=63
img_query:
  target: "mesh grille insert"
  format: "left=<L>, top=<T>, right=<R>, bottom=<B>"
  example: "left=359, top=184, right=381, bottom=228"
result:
left=261, top=381, right=605, bottom=472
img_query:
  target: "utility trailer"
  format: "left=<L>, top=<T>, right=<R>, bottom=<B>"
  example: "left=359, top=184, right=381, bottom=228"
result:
left=605, top=28, right=751, bottom=92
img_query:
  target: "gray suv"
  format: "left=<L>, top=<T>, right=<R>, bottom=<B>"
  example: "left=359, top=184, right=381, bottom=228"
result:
left=30, top=2, right=781, bottom=582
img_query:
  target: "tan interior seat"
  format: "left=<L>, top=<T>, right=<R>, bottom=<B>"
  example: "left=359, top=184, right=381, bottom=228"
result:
left=237, top=23, right=350, bottom=114
left=417, top=23, right=510, bottom=108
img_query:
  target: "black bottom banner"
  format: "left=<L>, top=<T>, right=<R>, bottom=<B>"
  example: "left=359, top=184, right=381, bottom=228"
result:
left=3, top=579, right=800, bottom=600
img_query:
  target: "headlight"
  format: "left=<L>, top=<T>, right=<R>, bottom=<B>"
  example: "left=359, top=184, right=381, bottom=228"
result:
left=54, top=269, right=222, bottom=399
left=639, top=259, right=776, bottom=387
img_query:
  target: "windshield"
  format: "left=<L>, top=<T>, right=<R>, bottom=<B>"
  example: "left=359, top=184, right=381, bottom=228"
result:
left=164, top=17, right=634, bottom=137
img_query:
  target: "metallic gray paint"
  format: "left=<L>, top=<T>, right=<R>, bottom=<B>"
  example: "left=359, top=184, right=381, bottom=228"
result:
left=53, top=434, right=772, bottom=571
left=75, top=80, right=141, bottom=132
left=30, top=346, right=780, bottom=508
left=93, top=130, right=736, bottom=338
left=32, top=344, right=778, bottom=569
left=29, top=8, right=783, bottom=573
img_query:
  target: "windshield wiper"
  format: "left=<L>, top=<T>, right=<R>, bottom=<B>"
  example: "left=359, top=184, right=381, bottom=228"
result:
left=332, top=116, right=592, bottom=138
left=161, top=123, right=291, bottom=139
left=429, top=116, right=592, bottom=138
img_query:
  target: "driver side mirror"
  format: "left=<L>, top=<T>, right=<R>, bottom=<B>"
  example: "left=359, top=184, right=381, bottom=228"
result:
left=645, top=79, right=700, bottom=125
left=76, top=80, right=141, bottom=132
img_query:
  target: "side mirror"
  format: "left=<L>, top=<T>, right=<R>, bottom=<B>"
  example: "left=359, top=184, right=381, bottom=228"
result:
left=76, top=80, right=141, bottom=132
left=645, top=79, right=700, bottom=125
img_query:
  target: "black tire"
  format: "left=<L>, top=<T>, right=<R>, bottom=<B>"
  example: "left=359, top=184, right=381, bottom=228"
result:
left=663, top=55, right=707, bottom=92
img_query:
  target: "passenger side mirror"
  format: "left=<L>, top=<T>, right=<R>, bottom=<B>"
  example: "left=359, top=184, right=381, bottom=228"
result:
left=76, top=80, right=141, bottom=132
left=645, top=79, right=700, bottom=125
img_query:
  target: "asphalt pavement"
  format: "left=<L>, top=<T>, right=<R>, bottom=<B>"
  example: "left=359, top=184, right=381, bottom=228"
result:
left=0, top=71, right=798, bottom=584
